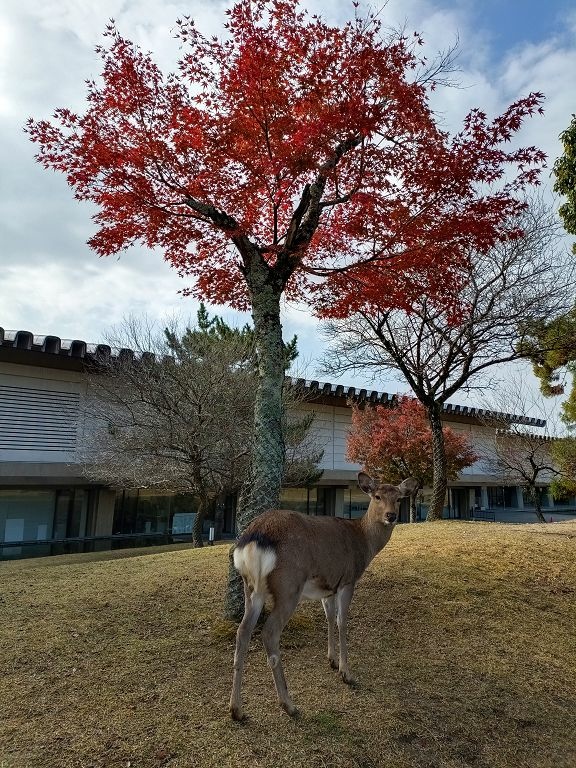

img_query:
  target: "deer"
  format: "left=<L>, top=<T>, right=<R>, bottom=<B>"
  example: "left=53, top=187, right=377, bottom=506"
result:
left=229, top=471, right=418, bottom=720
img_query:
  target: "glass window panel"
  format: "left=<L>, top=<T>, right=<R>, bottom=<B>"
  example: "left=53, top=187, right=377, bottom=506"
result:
left=134, top=491, right=171, bottom=534
left=113, top=490, right=138, bottom=534
left=522, top=487, right=547, bottom=508
left=0, top=490, right=55, bottom=545
left=522, top=488, right=536, bottom=508
left=503, top=486, right=516, bottom=508
left=68, top=489, right=87, bottom=538
left=279, top=487, right=312, bottom=514
left=553, top=492, right=574, bottom=507
left=53, top=491, right=71, bottom=539
left=488, top=487, right=505, bottom=508
left=223, top=493, right=237, bottom=534
left=171, top=495, right=197, bottom=535
left=345, top=488, right=370, bottom=519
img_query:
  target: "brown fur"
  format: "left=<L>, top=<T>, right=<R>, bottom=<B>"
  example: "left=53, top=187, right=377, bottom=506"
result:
left=242, top=510, right=369, bottom=595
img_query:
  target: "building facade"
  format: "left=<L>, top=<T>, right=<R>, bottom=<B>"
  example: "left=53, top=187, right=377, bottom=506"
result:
left=1, top=327, right=575, bottom=560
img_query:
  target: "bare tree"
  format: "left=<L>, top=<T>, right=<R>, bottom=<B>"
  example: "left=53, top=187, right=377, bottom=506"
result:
left=323, top=200, right=573, bottom=520
left=80, top=315, right=323, bottom=546
left=478, top=382, right=563, bottom=523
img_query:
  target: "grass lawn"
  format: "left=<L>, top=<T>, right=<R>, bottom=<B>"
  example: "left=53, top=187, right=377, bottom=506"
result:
left=1, top=521, right=575, bottom=768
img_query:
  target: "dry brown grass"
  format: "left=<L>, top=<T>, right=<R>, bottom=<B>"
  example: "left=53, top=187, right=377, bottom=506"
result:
left=1, top=521, right=575, bottom=768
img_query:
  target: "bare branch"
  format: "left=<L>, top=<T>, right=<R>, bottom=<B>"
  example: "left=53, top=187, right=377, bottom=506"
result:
left=322, top=198, right=573, bottom=406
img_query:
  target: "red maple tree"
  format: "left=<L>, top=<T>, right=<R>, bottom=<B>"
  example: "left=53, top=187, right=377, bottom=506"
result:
left=26, top=0, right=545, bottom=568
left=347, top=397, right=478, bottom=521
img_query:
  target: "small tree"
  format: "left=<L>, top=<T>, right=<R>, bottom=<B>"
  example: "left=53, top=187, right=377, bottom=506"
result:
left=324, top=201, right=571, bottom=520
left=347, top=396, right=477, bottom=521
left=481, top=431, right=557, bottom=523
left=479, top=384, right=562, bottom=523
left=81, top=312, right=322, bottom=546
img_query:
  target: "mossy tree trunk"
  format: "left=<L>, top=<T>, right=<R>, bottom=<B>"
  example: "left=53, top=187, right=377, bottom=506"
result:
left=192, top=498, right=207, bottom=548
left=225, top=259, right=286, bottom=620
left=409, top=492, right=418, bottom=523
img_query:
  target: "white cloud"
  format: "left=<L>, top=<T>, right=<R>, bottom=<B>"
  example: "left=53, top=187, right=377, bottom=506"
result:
left=1, top=260, right=194, bottom=341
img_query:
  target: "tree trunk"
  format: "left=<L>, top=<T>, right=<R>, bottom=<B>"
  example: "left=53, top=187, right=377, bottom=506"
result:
left=409, top=492, right=417, bottom=523
left=225, top=265, right=286, bottom=619
left=213, top=497, right=224, bottom=540
left=426, top=402, right=448, bottom=521
left=533, top=488, right=547, bottom=523
left=237, top=288, right=285, bottom=528
left=192, top=498, right=207, bottom=547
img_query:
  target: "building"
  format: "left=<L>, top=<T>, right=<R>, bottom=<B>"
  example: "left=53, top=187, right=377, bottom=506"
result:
left=1, top=327, right=575, bottom=560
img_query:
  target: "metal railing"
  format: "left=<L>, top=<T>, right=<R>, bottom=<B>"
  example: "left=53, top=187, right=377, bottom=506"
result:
left=471, top=509, right=496, bottom=522
left=0, top=531, right=208, bottom=560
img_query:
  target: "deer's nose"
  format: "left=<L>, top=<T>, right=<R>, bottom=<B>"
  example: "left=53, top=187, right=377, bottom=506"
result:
left=385, top=512, right=397, bottom=523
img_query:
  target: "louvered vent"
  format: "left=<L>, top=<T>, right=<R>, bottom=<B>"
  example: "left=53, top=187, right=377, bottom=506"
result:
left=0, top=385, right=79, bottom=452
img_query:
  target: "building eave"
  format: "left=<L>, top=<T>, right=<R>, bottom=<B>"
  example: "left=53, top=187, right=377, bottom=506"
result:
left=1, top=326, right=547, bottom=428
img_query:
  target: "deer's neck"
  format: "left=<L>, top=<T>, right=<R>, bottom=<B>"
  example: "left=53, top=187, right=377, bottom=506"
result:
left=359, top=513, right=395, bottom=563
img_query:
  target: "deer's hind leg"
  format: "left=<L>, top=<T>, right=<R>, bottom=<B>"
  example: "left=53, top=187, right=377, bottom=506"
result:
left=230, top=578, right=265, bottom=721
left=261, top=582, right=302, bottom=717
left=336, top=583, right=356, bottom=685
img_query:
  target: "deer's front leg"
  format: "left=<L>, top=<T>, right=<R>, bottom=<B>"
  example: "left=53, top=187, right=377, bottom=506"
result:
left=322, top=595, right=338, bottom=670
left=336, top=584, right=356, bottom=685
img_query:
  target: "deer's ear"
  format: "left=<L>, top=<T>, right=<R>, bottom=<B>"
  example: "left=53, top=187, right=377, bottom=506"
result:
left=397, top=478, right=419, bottom=497
left=358, top=471, right=376, bottom=495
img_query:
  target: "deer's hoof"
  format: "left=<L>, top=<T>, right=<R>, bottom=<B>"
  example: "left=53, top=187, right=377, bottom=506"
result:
left=230, top=705, right=245, bottom=722
left=341, top=671, right=357, bottom=686
left=281, top=701, right=299, bottom=718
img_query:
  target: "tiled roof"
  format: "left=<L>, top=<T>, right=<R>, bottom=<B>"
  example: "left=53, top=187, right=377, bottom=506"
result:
left=0, top=327, right=547, bottom=427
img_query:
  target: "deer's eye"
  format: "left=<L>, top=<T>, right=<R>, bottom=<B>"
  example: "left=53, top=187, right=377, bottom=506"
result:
left=375, top=494, right=381, bottom=500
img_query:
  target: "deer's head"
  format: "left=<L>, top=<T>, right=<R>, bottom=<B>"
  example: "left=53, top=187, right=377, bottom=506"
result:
left=358, top=472, right=419, bottom=525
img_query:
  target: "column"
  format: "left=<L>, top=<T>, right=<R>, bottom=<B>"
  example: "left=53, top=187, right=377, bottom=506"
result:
left=93, top=488, right=116, bottom=536
left=334, top=488, right=345, bottom=518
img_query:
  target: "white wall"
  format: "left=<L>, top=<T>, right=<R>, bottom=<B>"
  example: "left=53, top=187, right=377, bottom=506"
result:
left=300, top=401, right=531, bottom=480
left=299, top=403, right=361, bottom=472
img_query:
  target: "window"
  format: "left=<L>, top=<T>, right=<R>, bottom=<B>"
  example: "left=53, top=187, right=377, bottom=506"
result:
left=487, top=487, right=505, bottom=508
left=279, top=487, right=317, bottom=515
left=0, top=490, right=55, bottom=544
left=135, top=492, right=171, bottom=534
left=553, top=492, right=574, bottom=507
left=522, top=487, right=546, bottom=508
left=113, top=490, right=198, bottom=535
left=171, top=494, right=197, bottom=534
left=344, top=488, right=369, bottom=519
left=487, top=487, right=517, bottom=508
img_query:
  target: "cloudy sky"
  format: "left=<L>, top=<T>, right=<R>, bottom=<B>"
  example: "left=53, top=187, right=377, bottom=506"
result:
left=1, top=0, right=575, bottom=396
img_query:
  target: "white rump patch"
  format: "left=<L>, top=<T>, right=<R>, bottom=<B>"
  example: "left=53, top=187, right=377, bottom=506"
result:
left=234, top=541, right=277, bottom=595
